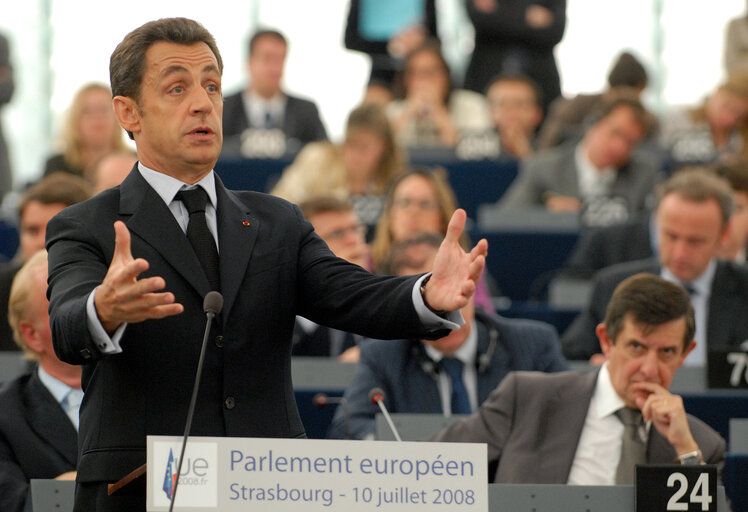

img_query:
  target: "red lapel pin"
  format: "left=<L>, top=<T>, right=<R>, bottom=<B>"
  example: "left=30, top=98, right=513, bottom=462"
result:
left=242, top=220, right=250, bottom=226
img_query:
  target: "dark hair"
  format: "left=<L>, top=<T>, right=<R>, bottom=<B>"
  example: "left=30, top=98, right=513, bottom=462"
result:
left=605, top=273, right=695, bottom=351
left=607, top=51, right=648, bottom=89
left=656, top=167, right=735, bottom=228
left=394, top=38, right=451, bottom=102
left=485, top=72, right=543, bottom=106
left=380, top=233, right=444, bottom=276
left=714, top=158, right=748, bottom=195
left=110, top=18, right=223, bottom=105
left=584, top=93, right=654, bottom=137
left=298, top=196, right=353, bottom=219
left=248, top=29, right=287, bottom=55
left=18, top=172, right=92, bottom=218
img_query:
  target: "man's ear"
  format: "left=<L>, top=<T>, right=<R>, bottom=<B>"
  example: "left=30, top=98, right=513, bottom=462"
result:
left=596, top=323, right=613, bottom=356
left=113, top=96, right=140, bottom=136
left=18, top=320, right=42, bottom=354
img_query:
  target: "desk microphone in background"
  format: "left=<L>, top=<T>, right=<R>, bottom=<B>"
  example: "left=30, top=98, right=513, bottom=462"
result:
left=170, top=291, right=223, bottom=512
left=313, top=393, right=351, bottom=439
left=369, top=387, right=402, bottom=442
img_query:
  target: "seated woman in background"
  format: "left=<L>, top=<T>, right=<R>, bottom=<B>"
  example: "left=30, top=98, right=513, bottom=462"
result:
left=387, top=39, right=492, bottom=149
left=370, top=168, right=496, bottom=312
left=271, top=103, right=405, bottom=239
left=658, top=71, right=748, bottom=170
left=43, top=82, right=128, bottom=180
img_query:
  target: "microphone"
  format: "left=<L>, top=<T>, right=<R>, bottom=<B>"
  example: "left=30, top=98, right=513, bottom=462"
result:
left=313, top=393, right=351, bottom=440
left=369, top=387, right=402, bottom=442
left=170, top=292, right=224, bottom=512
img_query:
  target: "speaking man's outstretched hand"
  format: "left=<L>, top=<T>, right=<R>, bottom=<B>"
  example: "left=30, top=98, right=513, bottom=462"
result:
left=423, top=209, right=488, bottom=313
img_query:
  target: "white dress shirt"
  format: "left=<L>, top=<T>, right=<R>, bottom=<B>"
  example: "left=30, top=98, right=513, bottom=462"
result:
left=243, top=90, right=286, bottom=129
left=575, top=143, right=616, bottom=201
left=567, top=364, right=649, bottom=485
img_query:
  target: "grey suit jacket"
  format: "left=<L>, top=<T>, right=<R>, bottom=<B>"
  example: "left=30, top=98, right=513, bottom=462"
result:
left=561, top=258, right=748, bottom=360
left=499, top=142, right=659, bottom=222
left=0, top=369, right=78, bottom=512
left=431, top=370, right=726, bottom=483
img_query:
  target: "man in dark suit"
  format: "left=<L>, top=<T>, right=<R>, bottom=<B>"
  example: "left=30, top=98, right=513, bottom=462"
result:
left=562, top=169, right=748, bottom=363
left=0, top=250, right=81, bottom=512
left=221, top=28, right=327, bottom=156
left=433, top=274, right=725, bottom=484
left=330, top=234, right=568, bottom=439
left=45, top=18, right=487, bottom=512
left=499, top=96, right=660, bottom=227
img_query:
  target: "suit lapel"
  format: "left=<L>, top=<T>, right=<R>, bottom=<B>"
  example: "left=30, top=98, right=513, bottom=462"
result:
left=24, top=372, right=78, bottom=466
left=647, top=428, right=677, bottom=463
left=215, top=176, right=258, bottom=321
left=537, top=371, right=598, bottom=482
left=119, top=169, right=209, bottom=297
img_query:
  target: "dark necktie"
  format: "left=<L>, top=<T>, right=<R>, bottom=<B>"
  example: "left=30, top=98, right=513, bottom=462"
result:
left=440, top=357, right=471, bottom=415
left=176, top=188, right=220, bottom=292
left=615, top=407, right=646, bottom=484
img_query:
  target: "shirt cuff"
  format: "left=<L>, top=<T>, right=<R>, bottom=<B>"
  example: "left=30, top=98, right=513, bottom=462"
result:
left=86, top=287, right=127, bottom=354
left=412, top=273, right=464, bottom=330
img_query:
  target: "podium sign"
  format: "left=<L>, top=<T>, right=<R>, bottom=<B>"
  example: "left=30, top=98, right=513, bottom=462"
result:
left=635, top=464, right=717, bottom=512
left=707, top=348, right=748, bottom=388
left=147, top=436, right=487, bottom=511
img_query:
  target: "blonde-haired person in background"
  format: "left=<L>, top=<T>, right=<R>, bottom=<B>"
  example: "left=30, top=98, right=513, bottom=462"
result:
left=43, top=82, right=128, bottom=180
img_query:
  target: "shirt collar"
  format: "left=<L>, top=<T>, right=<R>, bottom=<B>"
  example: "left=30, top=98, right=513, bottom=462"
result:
left=592, top=363, right=627, bottom=420
left=138, top=162, right=217, bottom=209
left=424, top=321, right=478, bottom=367
left=661, top=258, right=717, bottom=297
left=576, top=143, right=616, bottom=189
left=37, top=365, right=78, bottom=406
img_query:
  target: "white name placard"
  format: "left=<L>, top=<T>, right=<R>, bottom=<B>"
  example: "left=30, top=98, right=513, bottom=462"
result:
left=147, top=435, right=487, bottom=511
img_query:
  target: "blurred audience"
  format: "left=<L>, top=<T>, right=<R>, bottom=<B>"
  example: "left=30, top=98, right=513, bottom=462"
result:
left=387, top=39, right=491, bottom=149
left=432, top=274, right=725, bottom=484
left=485, top=73, right=544, bottom=160
left=537, top=51, right=650, bottom=150
left=328, top=233, right=567, bottom=439
left=562, top=169, right=748, bottom=365
left=344, top=0, right=438, bottom=90
left=463, top=0, right=566, bottom=114
left=292, top=197, right=371, bottom=360
left=0, top=173, right=91, bottom=351
left=271, top=103, right=404, bottom=239
left=499, top=95, right=660, bottom=227
left=0, top=250, right=80, bottom=512
left=91, top=150, right=137, bottom=194
left=0, top=32, right=14, bottom=201
left=222, top=29, right=327, bottom=157
left=658, top=72, right=748, bottom=169
left=725, top=5, right=748, bottom=74
left=715, top=158, right=748, bottom=263
left=370, top=168, right=497, bottom=312
left=43, top=82, right=127, bottom=180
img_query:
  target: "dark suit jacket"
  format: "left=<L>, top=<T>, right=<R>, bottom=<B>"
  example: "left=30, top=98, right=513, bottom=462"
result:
left=0, top=369, right=78, bottom=512
left=561, top=258, right=748, bottom=360
left=46, top=168, right=444, bottom=483
left=329, top=311, right=569, bottom=439
left=221, top=91, right=328, bottom=151
left=432, top=370, right=726, bottom=483
left=561, top=214, right=654, bottom=279
left=499, top=142, right=660, bottom=222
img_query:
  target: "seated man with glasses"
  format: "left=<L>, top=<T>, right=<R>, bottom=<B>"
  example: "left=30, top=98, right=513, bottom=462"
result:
left=291, top=197, right=372, bottom=361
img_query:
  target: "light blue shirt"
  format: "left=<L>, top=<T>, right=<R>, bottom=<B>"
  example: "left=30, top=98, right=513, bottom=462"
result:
left=424, top=323, right=478, bottom=415
left=86, top=165, right=461, bottom=354
left=37, top=366, right=83, bottom=431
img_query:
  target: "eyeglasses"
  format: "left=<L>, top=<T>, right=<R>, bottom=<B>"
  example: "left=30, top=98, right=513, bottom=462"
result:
left=322, top=224, right=367, bottom=242
left=392, top=197, right=440, bottom=211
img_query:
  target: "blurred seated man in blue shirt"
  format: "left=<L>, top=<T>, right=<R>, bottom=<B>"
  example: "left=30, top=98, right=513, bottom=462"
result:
left=328, top=233, right=568, bottom=439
